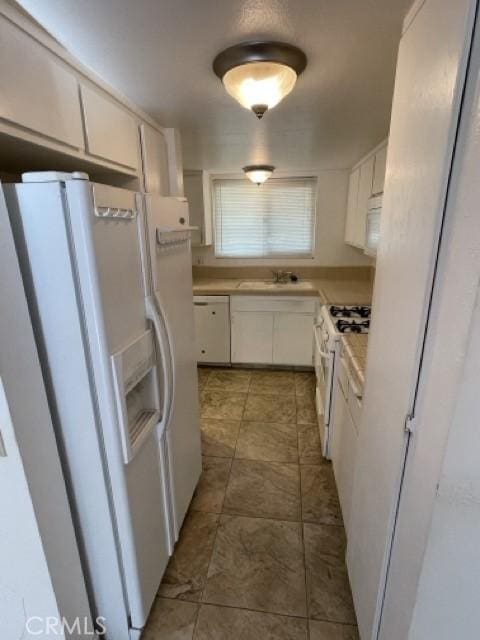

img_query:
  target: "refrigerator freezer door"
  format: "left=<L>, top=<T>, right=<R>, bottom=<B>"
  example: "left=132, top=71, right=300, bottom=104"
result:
left=143, top=194, right=202, bottom=539
left=8, top=179, right=171, bottom=634
left=65, top=181, right=171, bottom=630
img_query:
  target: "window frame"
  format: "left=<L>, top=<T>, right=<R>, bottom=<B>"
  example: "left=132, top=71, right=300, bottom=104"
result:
left=210, top=172, right=318, bottom=261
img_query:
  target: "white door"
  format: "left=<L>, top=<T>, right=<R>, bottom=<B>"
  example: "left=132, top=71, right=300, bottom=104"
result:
left=380, top=14, right=480, bottom=639
left=194, top=298, right=230, bottom=364
left=346, top=1, right=476, bottom=638
left=273, top=313, right=314, bottom=366
left=231, top=311, right=273, bottom=364
left=143, top=194, right=202, bottom=538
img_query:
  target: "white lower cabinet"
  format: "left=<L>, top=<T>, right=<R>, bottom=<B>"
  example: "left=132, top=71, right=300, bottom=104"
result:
left=194, top=296, right=230, bottom=364
left=273, top=313, right=315, bottom=366
left=230, top=296, right=316, bottom=366
left=231, top=311, right=273, bottom=364
left=331, top=357, right=360, bottom=537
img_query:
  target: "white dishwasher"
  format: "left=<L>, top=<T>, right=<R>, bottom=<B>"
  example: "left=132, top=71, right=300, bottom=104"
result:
left=193, top=295, right=230, bottom=364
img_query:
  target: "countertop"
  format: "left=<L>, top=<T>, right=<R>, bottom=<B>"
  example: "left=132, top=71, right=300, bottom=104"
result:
left=341, top=334, right=369, bottom=395
left=192, top=277, right=373, bottom=305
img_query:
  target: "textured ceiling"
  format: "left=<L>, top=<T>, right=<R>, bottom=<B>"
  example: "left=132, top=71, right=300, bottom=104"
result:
left=18, top=0, right=410, bottom=170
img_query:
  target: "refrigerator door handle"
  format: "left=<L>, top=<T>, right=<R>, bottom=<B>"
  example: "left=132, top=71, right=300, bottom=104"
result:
left=145, top=295, right=173, bottom=430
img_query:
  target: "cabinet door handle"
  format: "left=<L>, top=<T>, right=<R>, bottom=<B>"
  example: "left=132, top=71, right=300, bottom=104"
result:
left=194, top=302, right=208, bottom=306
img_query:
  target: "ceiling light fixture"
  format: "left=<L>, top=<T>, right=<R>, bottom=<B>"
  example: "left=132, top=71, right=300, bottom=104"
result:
left=213, top=41, right=307, bottom=118
left=243, top=165, right=275, bottom=185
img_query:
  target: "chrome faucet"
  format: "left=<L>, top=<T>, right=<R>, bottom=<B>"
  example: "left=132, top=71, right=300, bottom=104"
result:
left=272, top=270, right=295, bottom=283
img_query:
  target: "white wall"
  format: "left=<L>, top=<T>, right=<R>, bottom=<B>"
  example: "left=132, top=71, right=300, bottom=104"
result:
left=192, top=170, right=372, bottom=267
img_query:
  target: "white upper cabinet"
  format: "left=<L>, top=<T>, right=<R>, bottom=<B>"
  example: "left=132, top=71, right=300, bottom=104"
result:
left=0, top=19, right=83, bottom=149
left=163, top=128, right=184, bottom=196
left=372, top=145, right=387, bottom=195
left=345, top=140, right=388, bottom=250
left=140, top=124, right=170, bottom=194
left=81, top=86, right=139, bottom=170
left=183, top=171, right=213, bottom=246
left=345, top=168, right=360, bottom=246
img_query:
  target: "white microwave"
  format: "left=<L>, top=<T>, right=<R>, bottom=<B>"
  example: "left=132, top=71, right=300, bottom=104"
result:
left=365, top=194, right=382, bottom=256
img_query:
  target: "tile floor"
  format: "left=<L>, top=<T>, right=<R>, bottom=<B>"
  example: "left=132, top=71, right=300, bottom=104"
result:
left=143, top=367, right=358, bottom=640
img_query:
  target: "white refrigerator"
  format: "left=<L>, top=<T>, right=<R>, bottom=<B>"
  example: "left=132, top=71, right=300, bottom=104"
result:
left=5, top=173, right=202, bottom=639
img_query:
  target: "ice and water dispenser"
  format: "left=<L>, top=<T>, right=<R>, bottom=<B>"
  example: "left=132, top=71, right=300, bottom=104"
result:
left=111, top=329, right=161, bottom=463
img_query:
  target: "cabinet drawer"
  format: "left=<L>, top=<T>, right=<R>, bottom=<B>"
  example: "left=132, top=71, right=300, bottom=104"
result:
left=81, top=86, right=139, bottom=169
left=230, top=295, right=316, bottom=313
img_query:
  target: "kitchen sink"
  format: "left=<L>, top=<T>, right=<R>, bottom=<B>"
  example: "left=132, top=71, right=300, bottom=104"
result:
left=237, top=280, right=315, bottom=290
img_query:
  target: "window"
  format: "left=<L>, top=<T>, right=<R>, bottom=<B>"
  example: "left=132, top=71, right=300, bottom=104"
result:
left=213, top=177, right=317, bottom=258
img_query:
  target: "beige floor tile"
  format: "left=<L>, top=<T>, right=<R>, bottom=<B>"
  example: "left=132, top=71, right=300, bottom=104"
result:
left=235, top=420, right=298, bottom=463
left=249, top=371, right=296, bottom=396
left=197, top=367, right=212, bottom=383
left=200, top=419, right=240, bottom=457
left=203, top=515, right=307, bottom=617
left=250, top=369, right=296, bottom=385
left=190, top=457, right=231, bottom=514
left=207, top=368, right=252, bottom=392
left=195, top=604, right=308, bottom=640
left=159, top=511, right=219, bottom=601
left=142, top=598, right=198, bottom=639
left=296, top=396, right=317, bottom=424
left=223, top=459, right=301, bottom=521
left=309, top=620, right=359, bottom=640
left=301, top=465, right=343, bottom=525
left=304, top=523, right=356, bottom=625
left=201, top=390, right=247, bottom=421
left=297, top=423, right=323, bottom=464
left=243, top=393, right=296, bottom=423
left=295, top=372, right=316, bottom=397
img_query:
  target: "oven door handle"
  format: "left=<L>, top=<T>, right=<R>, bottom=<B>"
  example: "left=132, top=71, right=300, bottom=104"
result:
left=314, top=327, right=332, bottom=360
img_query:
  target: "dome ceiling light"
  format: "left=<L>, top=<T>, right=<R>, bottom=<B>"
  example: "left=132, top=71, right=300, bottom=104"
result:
left=243, top=165, right=275, bottom=185
left=213, top=41, right=307, bottom=118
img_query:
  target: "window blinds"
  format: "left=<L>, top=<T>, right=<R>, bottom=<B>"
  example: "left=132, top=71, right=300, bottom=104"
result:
left=213, top=177, right=317, bottom=258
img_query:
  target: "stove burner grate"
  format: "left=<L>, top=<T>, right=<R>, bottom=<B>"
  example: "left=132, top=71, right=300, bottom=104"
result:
left=336, top=319, right=370, bottom=334
left=330, top=305, right=371, bottom=319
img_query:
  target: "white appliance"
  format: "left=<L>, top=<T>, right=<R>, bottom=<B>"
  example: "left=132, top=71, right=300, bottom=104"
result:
left=5, top=174, right=201, bottom=640
left=0, top=181, right=93, bottom=638
left=194, top=295, right=231, bottom=364
left=314, top=304, right=370, bottom=458
left=141, top=192, right=202, bottom=535
left=365, top=194, right=382, bottom=256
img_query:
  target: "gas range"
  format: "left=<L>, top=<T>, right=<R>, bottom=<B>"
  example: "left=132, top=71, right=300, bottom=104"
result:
left=329, top=305, right=371, bottom=334
left=317, top=304, right=372, bottom=338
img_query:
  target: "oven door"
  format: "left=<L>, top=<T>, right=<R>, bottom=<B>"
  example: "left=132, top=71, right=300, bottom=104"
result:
left=314, top=324, right=334, bottom=425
